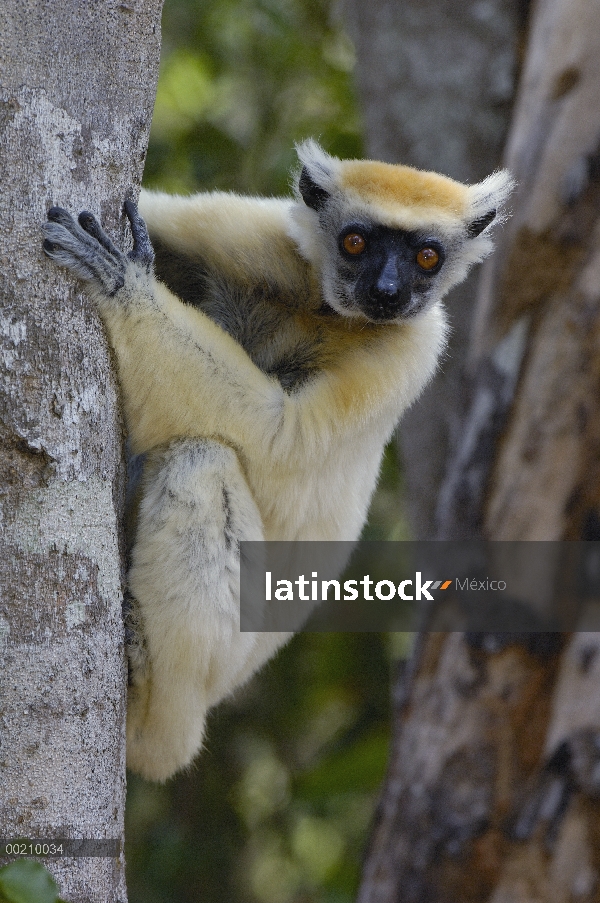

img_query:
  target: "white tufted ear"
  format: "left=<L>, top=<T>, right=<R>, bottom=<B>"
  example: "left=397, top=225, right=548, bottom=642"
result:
left=294, top=140, right=341, bottom=210
left=466, top=170, right=515, bottom=236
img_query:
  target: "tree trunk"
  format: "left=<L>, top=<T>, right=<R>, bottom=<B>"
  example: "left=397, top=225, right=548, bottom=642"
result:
left=437, top=0, right=600, bottom=543
left=0, top=3, right=163, bottom=901
left=342, top=0, right=523, bottom=539
left=352, top=0, right=600, bottom=901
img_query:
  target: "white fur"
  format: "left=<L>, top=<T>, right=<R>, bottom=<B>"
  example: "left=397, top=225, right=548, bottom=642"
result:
left=49, top=143, right=511, bottom=780
left=101, top=234, right=448, bottom=780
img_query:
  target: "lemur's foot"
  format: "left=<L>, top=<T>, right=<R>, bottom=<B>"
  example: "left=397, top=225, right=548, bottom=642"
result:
left=42, top=200, right=154, bottom=296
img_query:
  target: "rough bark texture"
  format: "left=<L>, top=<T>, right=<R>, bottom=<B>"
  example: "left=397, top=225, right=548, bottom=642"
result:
left=342, top=0, right=522, bottom=539
left=358, top=632, right=600, bottom=903
left=355, top=1, right=600, bottom=901
left=437, top=0, right=600, bottom=543
left=0, top=3, right=163, bottom=901
left=358, top=634, right=562, bottom=903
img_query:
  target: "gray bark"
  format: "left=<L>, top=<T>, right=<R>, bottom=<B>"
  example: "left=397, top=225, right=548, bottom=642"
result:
left=357, top=633, right=568, bottom=903
left=342, top=0, right=522, bottom=538
left=437, top=0, right=600, bottom=541
left=0, top=3, right=163, bottom=901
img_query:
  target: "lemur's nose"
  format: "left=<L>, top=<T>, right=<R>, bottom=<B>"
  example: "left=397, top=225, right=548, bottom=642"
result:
left=375, top=254, right=401, bottom=298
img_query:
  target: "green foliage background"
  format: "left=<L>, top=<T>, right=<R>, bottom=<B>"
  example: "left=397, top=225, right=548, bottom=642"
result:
left=144, top=0, right=362, bottom=196
left=126, top=3, right=408, bottom=902
left=0, top=861, right=63, bottom=903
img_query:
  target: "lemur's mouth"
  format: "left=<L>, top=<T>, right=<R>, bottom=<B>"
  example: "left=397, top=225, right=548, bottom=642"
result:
left=360, top=292, right=430, bottom=323
left=360, top=284, right=413, bottom=322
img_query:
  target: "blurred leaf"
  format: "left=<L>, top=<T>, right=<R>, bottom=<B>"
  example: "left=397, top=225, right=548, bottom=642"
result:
left=0, top=861, right=61, bottom=903
left=291, top=816, right=344, bottom=881
left=294, top=728, right=390, bottom=798
left=151, top=50, right=217, bottom=138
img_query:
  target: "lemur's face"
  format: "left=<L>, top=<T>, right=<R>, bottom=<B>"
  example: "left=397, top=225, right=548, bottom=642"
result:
left=333, top=221, right=447, bottom=322
left=292, top=147, right=511, bottom=325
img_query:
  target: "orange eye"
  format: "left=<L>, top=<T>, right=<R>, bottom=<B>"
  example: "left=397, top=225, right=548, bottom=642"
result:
left=343, top=233, right=366, bottom=255
left=416, top=247, right=440, bottom=270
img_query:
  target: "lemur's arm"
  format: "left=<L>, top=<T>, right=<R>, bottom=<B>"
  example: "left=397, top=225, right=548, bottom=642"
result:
left=43, top=203, right=438, bottom=462
left=138, top=190, right=310, bottom=294
left=42, top=204, right=287, bottom=457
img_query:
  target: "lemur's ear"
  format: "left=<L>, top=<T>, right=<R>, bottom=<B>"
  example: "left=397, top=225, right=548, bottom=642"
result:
left=466, top=170, right=515, bottom=238
left=295, top=139, right=339, bottom=211
left=467, top=209, right=497, bottom=237
left=299, top=167, right=330, bottom=211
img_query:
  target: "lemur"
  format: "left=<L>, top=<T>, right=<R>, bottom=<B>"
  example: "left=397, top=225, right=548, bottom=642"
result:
left=42, top=140, right=512, bottom=781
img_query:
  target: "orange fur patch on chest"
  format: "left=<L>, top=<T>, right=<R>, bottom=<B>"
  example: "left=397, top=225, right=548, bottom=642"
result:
left=341, top=160, right=468, bottom=218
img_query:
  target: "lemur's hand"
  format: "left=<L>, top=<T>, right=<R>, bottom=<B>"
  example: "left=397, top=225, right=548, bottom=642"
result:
left=42, top=200, right=154, bottom=297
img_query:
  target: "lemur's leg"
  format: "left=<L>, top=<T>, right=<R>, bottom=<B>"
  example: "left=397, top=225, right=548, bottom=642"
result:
left=126, top=437, right=265, bottom=782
